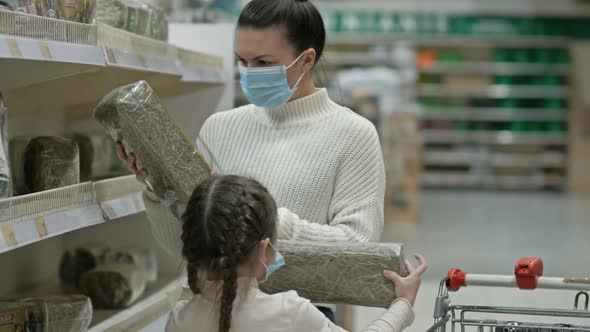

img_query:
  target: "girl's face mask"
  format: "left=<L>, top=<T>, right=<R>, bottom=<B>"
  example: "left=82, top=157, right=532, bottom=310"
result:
left=239, top=52, right=307, bottom=109
left=259, top=242, right=285, bottom=283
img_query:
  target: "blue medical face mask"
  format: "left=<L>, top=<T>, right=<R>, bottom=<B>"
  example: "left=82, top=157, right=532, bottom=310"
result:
left=259, top=242, right=285, bottom=283
left=239, top=52, right=307, bottom=109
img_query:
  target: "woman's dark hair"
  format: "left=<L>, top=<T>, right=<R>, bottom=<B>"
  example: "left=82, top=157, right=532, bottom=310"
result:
left=237, top=0, right=326, bottom=64
left=181, top=175, right=278, bottom=332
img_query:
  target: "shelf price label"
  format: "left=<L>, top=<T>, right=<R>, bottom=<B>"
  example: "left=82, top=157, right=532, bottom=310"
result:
left=1, top=224, right=16, bottom=248
left=13, top=219, right=40, bottom=245
left=101, top=192, right=145, bottom=220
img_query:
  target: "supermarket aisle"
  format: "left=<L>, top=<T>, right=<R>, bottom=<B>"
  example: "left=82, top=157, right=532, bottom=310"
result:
left=353, top=190, right=590, bottom=331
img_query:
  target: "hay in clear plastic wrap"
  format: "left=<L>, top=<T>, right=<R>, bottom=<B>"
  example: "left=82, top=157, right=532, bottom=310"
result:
left=259, top=241, right=406, bottom=308
left=94, top=80, right=211, bottom=216
left=9, top=136, right=32, bottom=195
left=69, top=133, right=94, bottom=181
left=80, top=263, right=146, bottom=309
left=93, top=0, right=167, bottom=40
left=24, top=136, right=80, bottom=192
left=0, top=92, right=10, bottom=198
left=59, top=243, right=112, bottom=291
left=111, top=246, right=158, bottom=283
left=0, top=295, right=93, bottom=332
left=93, top=0, right=125, bottom=29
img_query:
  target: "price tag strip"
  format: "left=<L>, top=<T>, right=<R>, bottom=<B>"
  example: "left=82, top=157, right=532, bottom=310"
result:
left=0, top=204, right=104, bottom=254
left=100, top=192, right=145, bottom=220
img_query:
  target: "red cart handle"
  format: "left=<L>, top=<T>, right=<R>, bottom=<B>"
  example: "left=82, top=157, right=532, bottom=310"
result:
left=515, top=257, right=544, bottom=290
left=447, top=257, right=545, bottom=292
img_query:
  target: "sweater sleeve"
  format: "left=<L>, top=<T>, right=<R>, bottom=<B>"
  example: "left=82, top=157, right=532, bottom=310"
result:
left=278, top=123, right=385, bottom=242
left=290, top=293, right=414, bottom=332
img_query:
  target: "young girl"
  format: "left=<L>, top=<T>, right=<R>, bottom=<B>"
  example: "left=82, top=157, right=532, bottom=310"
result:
left=167, top=175, right=427, bottom=332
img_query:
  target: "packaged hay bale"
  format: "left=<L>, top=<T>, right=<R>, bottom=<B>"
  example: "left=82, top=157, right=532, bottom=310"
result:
left=9, top=136, right=33, bottom=196
left=94, top=81, right=211, bottom=218
left=260, top=241, right=406, bottom=308
left=24, top=136, right=80, bottom=192
left=80, top=263, right=146, bottom=309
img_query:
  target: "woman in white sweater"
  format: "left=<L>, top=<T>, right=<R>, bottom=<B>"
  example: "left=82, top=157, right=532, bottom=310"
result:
left=167, top=175, right=427, bottom=332
left=118, top=0, right=388, bottom=321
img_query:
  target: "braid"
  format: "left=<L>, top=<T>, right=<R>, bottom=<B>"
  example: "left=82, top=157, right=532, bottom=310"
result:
left=186, top=262, right=200, bottom=294
left=180, top=175, right=279, bottom=332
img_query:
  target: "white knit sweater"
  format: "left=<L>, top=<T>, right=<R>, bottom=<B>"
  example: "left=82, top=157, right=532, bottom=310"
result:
left=143, top=88, right=385, bottom=257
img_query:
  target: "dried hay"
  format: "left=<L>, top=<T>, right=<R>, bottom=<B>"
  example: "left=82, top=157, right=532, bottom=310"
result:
left=260, top=241, right=406, bottom=308
left=24, top=136, right=80, bottom=193
left=94, top=81, right=211, bottom=217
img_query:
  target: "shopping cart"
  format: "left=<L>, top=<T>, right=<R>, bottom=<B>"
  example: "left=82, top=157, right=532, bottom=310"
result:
left=427, top=257, right=590, bottom=331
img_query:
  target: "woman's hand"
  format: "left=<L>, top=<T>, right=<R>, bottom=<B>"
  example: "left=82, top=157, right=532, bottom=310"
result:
left=115, top=142, right=149, bottom=184
left=383, top=254, right=428, bottom=307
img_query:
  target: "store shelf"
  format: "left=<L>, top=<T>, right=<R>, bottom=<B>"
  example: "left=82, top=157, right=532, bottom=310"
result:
left=323, top=53, right=394, bottom=67
left=327, top=34, right=570, bottom=48
left=422, top=172, right=564, bottom=190
left=421, top=108, right=567, bottom=122
left=418, top=84, right=568, bottom=99
left=423, top=129, right=567, bottom=145
left=0, top=12, right=225, bottom=111
left=419, top=62, right=569, bottom=76
left=11, top=276, right=182, bottom=332
left=0, top=175, right=145, bottom=255
left=88, top=277, right=182, bottom=332
left=423, top=150, right=566, bottom=168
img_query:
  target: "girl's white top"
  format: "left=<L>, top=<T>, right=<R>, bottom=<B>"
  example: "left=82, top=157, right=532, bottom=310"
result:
left=165, top=278, right=414, bottom=332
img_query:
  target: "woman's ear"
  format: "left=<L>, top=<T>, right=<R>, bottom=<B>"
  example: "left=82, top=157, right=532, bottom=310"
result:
left=302, top=48, right=316, bottom=71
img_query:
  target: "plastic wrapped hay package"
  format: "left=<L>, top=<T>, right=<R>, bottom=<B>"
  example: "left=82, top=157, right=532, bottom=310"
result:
left=0, top=92, right=10, bottom=199
left=9, top=136, right=33, bottom=195
left=0, top=295, right=92, bottom=332
left=69, top=133, right=94, bottom=181
left=80, top=263, right=146, bottom=309
left=94, top=81, right=211, bottom=217
left=24, top=136, right=80, bottom=193
left=93, top=0, right=126, bottom=29
left=111, top=246, right=158, bottom=283
left=59, top=243, right=112, bottom=291
left=260, top=241, right=406, bottom=308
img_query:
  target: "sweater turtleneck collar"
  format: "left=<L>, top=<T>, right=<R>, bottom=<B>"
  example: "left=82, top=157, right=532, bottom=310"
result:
left=254, top=88, right=339, bottom=126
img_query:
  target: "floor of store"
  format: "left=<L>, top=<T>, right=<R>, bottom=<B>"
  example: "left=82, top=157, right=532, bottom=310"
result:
left=353, top=190, right=590, bottom=331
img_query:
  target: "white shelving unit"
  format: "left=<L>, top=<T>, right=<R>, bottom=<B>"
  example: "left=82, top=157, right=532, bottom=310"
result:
left=0, top=12, right=231, bottom=332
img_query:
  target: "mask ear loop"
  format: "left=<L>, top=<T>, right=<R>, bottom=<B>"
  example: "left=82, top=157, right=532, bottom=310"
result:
left=286, top=52, right=309, bottom=93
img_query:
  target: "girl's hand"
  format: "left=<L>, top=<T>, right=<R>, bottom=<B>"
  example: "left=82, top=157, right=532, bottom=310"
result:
left=383, top=254, right=428, bottom=306
left=115, top=142, right=149, bottom=184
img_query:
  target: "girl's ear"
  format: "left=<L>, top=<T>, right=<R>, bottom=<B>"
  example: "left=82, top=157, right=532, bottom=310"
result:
left=258, top=237, right=271, bottom=266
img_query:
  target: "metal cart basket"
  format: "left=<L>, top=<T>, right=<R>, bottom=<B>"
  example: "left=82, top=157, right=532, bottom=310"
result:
left=427, top=257, right=590, bottom=331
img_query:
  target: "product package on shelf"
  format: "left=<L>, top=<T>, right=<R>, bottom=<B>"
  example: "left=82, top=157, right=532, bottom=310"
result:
left=68, top=133, right=94, bottom=181
left=9, top=0, right=94, bottom=22
left=260, top=241, right=406, bottom=308
left=59, top=243, right=112, bottom=292
left=94, top=0, right=168, bottom=40
left=9, top=136, right=32, bottom=195
left=80, top=263, right=146, bottom=308
left=0, top=295, right=92, bottom=332
left=24, top=136, right=80, bottom=193
left=94, top=81, right=211, bottom=218
left=0, top=92, right=10, bottom=199
left=111, top=246, right=158, bottom=283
